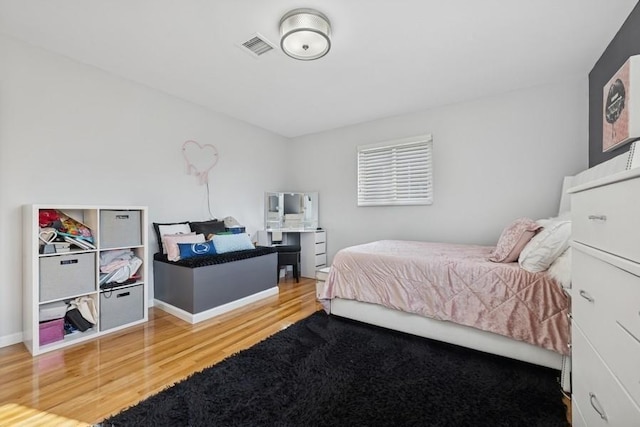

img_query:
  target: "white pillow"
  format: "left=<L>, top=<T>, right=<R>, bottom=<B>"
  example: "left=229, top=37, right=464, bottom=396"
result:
left=518, top=217, right=571, bottom=273
left=158, top=224, right=192, bottom=252
left=547, top=247, right=571, bottom=289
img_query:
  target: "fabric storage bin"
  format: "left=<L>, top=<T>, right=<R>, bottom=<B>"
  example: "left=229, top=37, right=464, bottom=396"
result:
left=100, top=210, right=142, bottom=249
left=39, top=252, right=96, bottom=302
left=39, top=301, right=68, bottom=321
left=39, top=318, right=64, bottom=346
left=100, top=284, right=144, bottom=330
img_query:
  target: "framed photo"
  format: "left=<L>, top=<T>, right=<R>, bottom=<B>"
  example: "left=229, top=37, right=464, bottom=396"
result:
left=603, top=55, right=640, bottom=152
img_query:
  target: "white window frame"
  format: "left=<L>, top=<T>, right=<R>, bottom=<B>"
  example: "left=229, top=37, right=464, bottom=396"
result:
left=357, top=134, right=433, bottom=207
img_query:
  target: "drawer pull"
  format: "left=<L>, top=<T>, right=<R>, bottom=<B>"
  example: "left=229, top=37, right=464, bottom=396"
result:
left=589, top=392, right=607, bottom=421
left=587, top=214, right=607, bottom=221
left=579, top=290, right=594, bottom=303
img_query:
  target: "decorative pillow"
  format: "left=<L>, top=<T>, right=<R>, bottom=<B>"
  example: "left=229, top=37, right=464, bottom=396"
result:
left=488, top=218, right=541, bottom=263
left=159, top=230, right=195, bottom=255
left=518, top=217, right=572, bottom=273
left=164, top=233, right=205, bottom=261
left=153, top=221, right=190, bottom=254
left=189, top=220, right=226, bottom=237
left=225, top=227, right=246, bottom=234
left=205, top=231, right=233, bottom=240
left=212, top=233, right=254, bottom=254
left=547, top=247, right=571, bottom=289
left=177, top=241, right=217, bottom=260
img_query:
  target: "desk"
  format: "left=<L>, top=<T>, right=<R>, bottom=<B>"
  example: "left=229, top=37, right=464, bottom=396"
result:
left=257, top=229, right=327, bottom=278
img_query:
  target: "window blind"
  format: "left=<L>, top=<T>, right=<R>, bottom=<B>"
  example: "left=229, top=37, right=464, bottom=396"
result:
left=357, top=135, right=433, bottom=206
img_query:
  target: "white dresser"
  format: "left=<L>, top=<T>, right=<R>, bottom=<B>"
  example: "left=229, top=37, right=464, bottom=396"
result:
left=300, top=230, right=327, bottom=278
left=257, top=229, right=327, bottom=278
left=569, top=169, right=640, bottom=426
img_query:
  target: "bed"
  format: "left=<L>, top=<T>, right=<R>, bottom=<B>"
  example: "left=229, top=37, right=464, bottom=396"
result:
left=321, top=240, right=570, bottom=371
left=320, top=155, right=630, bottom=394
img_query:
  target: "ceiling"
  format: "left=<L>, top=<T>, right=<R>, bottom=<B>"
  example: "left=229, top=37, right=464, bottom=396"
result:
left=0, top=1, right=637, bottom=138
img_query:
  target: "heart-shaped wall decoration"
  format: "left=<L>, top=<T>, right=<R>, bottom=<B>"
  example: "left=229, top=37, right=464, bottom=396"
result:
left=39, top=228, right=58, bottom=245
left=182, top=140, right=219, bottom=185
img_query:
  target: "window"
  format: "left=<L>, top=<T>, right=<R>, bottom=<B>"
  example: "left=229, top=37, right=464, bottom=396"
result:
left=357, top=134, right=433, bottom=206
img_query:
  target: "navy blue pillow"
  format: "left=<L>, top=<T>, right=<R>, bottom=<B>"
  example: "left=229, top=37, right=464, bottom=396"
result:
left=177, top=241, right=217, bottom=259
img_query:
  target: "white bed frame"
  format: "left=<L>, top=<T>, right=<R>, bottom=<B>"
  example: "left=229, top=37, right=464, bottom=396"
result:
left=328, top=151, right=631, bottom=394
left=330, top=298, right=571, bottom=390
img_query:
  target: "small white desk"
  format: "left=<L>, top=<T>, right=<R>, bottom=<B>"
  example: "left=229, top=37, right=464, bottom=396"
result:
left=257, top=229, right=327, bottom=278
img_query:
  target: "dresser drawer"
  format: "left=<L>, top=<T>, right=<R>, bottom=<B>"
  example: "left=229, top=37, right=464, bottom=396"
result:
left=315, top=242, right=326, bottom=255
left=314, top=231, right=326, bottom=244
left=572, top=248, right=640, bottom=341
left=608, top=320, right=640, bottom=406
left=572, top=176, right=640, bottom=262
left=315, top=253, right=327, bottom=268
left=572, top=326, right=640, bottom=426
left=572, top=249, right=618, bottom=343
left=571, top=401, right=588, bottom=427
left=573, top=248, right=640, bottom=406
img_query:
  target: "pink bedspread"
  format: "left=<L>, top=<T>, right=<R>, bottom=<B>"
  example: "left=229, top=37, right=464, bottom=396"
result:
left=321, top=240, right=570, bottom=355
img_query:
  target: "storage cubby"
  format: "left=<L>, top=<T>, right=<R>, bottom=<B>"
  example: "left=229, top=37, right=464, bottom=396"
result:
left=100, top=283, right=144, bottom=331
left=39, top=252, right=96, bottom=302
left=23, top=204, right=148, bottom=355
left=100, top=209, right=143, bottom=249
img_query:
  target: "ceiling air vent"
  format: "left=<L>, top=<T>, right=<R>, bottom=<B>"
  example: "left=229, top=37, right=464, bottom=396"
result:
left=239, top=33, right=276, bottom=58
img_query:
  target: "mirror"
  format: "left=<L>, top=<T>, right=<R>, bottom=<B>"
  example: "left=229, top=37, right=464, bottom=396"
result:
left=265, top=193, right=283, bottom=230
left=264, top=192, right=318, bottom=230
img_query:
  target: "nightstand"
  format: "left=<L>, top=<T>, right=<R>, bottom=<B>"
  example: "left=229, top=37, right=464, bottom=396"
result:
left=315, top=266, right=330, bottom=300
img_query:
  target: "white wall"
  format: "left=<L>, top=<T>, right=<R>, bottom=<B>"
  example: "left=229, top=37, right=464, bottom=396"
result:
left=0, top=35, right=289, bottom=346
left=0, top=33, right=590, bottom=348
left=288, top=79, right=589, bottom=262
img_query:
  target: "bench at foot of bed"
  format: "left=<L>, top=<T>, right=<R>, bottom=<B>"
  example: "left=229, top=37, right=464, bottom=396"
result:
left=153, top=247, right=278, bottom=324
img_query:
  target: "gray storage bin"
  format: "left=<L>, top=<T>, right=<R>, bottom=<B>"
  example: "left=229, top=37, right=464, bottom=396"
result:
left=39, top=300, right=69, bottom=321
left=100, top=284, right=144, bottom=330
left=39, top=252, right=96, bottom=302
left=100, top=210, right=142, bottom=249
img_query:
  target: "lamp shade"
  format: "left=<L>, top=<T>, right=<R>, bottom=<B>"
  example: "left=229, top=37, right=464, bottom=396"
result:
left=280, top=8, right=331, bottom=60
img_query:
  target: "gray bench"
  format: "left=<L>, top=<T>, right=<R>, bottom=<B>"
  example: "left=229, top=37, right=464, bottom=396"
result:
left=153, top=247, right=277, bottom=323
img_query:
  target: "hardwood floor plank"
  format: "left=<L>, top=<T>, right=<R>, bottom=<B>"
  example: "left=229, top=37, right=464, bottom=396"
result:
left=0, top=279, right=320, bottom=424
left=0, top=278, right=571, bottom=425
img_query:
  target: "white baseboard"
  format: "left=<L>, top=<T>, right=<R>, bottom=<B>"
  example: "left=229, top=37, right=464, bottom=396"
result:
left=153, top=286, right=279, bottom=324
left=0, top=332, right=23, bottom=349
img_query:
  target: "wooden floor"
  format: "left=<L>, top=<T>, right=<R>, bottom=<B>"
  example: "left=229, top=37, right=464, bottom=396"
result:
left=0, top=277, right=321, bottom=425
left=0, top=277, right=571, bottom=425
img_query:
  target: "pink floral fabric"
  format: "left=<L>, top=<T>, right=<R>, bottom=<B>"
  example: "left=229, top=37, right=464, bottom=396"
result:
left=488, top=218, right=541, bottom=263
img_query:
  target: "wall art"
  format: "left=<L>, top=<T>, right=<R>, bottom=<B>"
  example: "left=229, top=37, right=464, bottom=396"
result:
left=182, top=140, right=219, bottom=185
left=603, top=55, right=640, bottom=152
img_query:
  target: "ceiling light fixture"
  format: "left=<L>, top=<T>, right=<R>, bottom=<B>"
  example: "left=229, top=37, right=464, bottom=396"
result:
left=279, top=8, right=331, bottom=61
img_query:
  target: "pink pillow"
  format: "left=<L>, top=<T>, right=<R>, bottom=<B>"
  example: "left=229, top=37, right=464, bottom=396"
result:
left=160, top=231, right=195, bottom=253
left=488, top=218, right=541, bottom=263
left=163, top=233, right=205, bottom=261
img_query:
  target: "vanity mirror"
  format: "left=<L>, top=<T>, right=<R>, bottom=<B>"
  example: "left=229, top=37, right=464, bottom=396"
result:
left=264, top=192, right=318, bottom=230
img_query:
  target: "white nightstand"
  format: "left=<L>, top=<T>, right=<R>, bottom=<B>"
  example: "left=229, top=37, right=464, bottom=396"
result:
left=315, top=266, right=331, bottom=300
